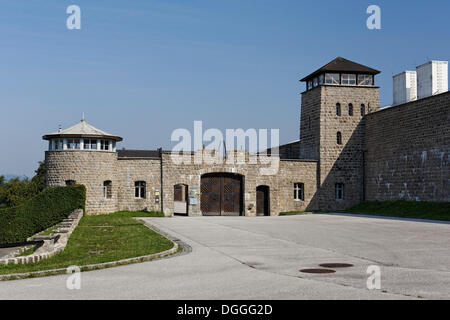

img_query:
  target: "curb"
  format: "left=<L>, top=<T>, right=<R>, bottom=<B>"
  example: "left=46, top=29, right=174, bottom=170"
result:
left=0, top=221, right=182, bottom=281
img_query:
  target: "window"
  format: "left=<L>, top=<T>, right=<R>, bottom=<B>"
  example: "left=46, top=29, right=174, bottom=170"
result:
left=84, top=139, right=97, bottom=150
left=325, top=73, right=340, bottom=85
left=348, top=103, right=353, bottom=116
left=294, top=183, right=304, bottom=201
left=100, top=140, right=109, bottom=151
left=336, top=103, right=341, bottom=116
left=313, top=77, right=319, bottom=87
left=135, top=181, right=146, bottom=199
left=54, top=139, right=63, bottom=150
left=65, top=180, right=76, bottom=186
left=319, top=74, right=324, bottom=85
left=358, top=74, right=373, bottom=86
left=103, top=181, right=112, bottom=199
left=307, top=80, right=313, bottom=90
left=360, top=104, right=366, bottom=116
left=67, top=139, right=80, bottom=150
left=335, top=183, right=344, bottom=200
left=337, top=132, right=342, bottom=145
left=341, top=74, right=356, bottom=85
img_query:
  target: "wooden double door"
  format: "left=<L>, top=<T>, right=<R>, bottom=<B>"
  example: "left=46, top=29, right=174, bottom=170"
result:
left=200, top=173, right=243, bottom=216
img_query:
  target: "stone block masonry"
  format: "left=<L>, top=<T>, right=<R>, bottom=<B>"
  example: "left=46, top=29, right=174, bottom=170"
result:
left=365, top=91, right=450, bottom=202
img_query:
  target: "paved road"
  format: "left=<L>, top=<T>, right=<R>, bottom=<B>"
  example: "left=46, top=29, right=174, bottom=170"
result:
left=1, top=214, right=449, bottom=299
left=0, top=247, right=20, bottom=259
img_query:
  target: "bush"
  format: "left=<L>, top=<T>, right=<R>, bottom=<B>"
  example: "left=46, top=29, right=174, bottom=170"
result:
left=0, top=185, right=86, bottom=244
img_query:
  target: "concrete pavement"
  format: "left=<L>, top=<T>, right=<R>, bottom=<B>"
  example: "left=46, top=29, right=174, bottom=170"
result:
left=1, top=214, right=449, bottom=299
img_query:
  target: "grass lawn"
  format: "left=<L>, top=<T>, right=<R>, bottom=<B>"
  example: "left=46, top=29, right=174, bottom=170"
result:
left=343, top=201, right=450, bottom=221
left=0, top=211, right=173, bottom=276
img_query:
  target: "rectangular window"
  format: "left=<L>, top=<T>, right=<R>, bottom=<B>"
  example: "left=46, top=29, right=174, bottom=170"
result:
left=319, top=74, right=324, bottom=85
left=325, top=73, right=340, bottom=85
left=307, top=80, right=313, bottom=90
left=135, top=181, right=146, bottom=199
left=358, top=74, right=373, bottom=86
left=313, top=77, right=319, bottom=87
left=67, top=139, right=80, bottom=150
left=84, top=139, right=97, bottom=150
left=341, top=74, right=356, bottom=85
left=100, top=140, right=109, bottom=151
left=294, top=183, right=304, bottom=201
left=103, top=181, right=112, bottom=199
left=335, top=183, right=344, bottom=200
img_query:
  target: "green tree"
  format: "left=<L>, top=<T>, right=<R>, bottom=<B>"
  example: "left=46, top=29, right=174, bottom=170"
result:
left=30, top=161, right=46, bottom=193
left=0, top=161, right=47, bottom=208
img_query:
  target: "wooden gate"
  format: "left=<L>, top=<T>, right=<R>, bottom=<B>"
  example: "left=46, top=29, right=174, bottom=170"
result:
left=200, top=173, right=243, bottom=216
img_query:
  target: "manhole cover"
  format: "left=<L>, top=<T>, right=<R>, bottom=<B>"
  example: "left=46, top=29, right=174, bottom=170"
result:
left=299, top=268, right=336, bottom=274
left=319, top=263, right=354, bottom=268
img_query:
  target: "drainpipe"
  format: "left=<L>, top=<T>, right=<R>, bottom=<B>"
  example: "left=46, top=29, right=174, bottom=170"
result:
left=158, top=147, right=164, bottom=213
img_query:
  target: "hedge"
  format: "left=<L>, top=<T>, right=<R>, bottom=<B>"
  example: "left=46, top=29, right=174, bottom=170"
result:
left=0, top=185, right=86, bottom=244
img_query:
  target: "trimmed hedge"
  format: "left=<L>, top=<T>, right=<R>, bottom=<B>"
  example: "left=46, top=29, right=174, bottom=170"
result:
left=0, top=185, right=85, bottom=244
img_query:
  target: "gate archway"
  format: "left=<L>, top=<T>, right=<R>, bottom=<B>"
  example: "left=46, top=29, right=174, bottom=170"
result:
left=200, top=173, right=243, bottom=216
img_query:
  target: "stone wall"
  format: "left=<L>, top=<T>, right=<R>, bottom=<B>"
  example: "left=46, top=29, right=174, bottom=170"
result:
left=117, top=158, right=162, bottom=212
left=161, top=151, right=318, bottom=216
left=318, top=85, right=380, bottom=210
left=365, top=91, right=450, bottom=202
left=46, top=151, right=118, bottom=214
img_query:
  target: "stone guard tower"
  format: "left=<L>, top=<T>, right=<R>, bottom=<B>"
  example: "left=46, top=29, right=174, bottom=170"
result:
left=299, top=57, right=381, bottom=210
left=43, top=117, right=123, bottom=214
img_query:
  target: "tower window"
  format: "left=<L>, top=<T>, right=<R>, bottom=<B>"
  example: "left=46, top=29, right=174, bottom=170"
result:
left=294, top=183, right=305, bottom=201
left=358, top=74, right=373, bottom=86
left=335, top=183, right=344, bottom=200
left=67, top=139, right=80, bottom=150
left=336, top=103, right=341, bottom=116
left=84, top=139, right=97, bottom=150
left=348, top=104, right=353, bottom=116
left=342, top=74, right=356, bottom=85
left=337, top=132, right=342, bottom=145
left=135, top=181, right=146, bottom=199
left=100, top=140, right=110, bottom=151
left=361, top=104, right=366, bottom=116
left=325, top=73, right=340, bottom=85
left=313, top=77, right=319, bottom=87
left=103, top=181, right=112, bottom=199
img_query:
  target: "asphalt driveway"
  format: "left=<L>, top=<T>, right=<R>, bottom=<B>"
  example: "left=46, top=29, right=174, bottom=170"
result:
left=0, top=214, right=449, bottom=299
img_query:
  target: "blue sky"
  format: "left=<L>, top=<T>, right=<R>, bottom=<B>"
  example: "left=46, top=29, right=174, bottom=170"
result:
left=0, top=0, right=449, bottom=177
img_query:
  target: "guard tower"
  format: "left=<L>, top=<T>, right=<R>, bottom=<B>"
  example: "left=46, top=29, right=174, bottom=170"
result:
left=43, top=116, right=123, bottom=214
left=299, top=57, right=381, bottom=210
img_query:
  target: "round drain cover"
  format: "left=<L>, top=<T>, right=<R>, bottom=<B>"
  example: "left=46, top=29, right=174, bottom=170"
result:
left=300, top=268, right=336, bottom=274
left=319, top=263, right=354, bottom=268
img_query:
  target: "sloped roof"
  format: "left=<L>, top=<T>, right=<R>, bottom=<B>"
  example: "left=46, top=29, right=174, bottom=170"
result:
left=300, top=57, right=381, bottom=82
left=117, top=149, right=161, bottom=159
left=43, top=119, right=122, bottom=141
